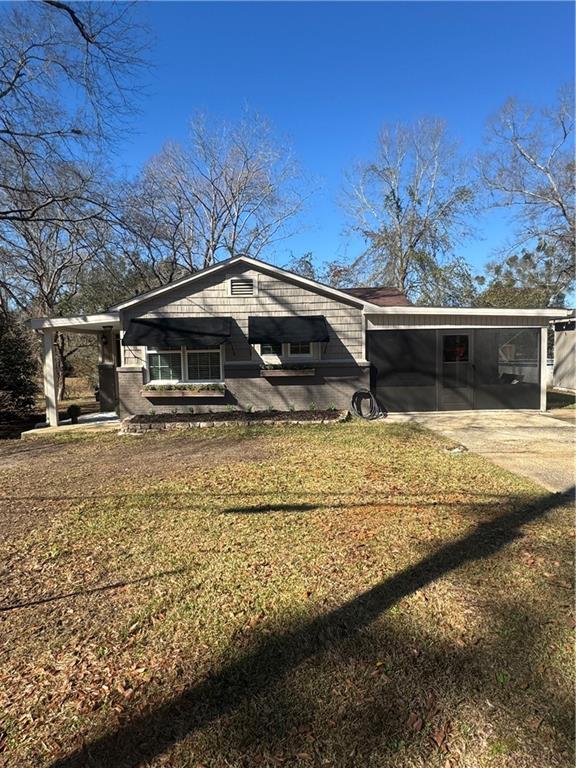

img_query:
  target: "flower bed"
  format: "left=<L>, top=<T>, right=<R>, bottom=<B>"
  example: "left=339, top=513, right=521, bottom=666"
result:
left=121, top=409, right=349, bottom=433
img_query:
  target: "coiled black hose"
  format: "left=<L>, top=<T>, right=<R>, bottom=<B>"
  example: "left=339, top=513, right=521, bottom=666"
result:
left=351, top=389, right=384, bottom=420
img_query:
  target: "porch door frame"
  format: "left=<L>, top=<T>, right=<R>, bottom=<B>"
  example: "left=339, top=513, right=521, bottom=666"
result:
left=437, top=330, right=475, bottom=411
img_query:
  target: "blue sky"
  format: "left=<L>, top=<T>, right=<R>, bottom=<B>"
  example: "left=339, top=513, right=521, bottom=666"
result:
left=119, top=1, right=574, bottom=275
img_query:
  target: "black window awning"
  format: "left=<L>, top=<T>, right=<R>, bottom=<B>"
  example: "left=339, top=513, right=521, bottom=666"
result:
left=122, top=317, right=232, bottom=348
left=248, top=315, right=329, bottom=344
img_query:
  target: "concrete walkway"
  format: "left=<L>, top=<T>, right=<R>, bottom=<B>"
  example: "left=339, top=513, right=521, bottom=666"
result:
left=21, top=412, right=120, bottom=439
left=384, top=411, right=575, bottom=494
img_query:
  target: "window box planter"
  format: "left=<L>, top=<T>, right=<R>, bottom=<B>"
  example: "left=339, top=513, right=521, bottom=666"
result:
left=141, top=386, right=225, bottom=398
left=260, top=368, right=315, bottom=378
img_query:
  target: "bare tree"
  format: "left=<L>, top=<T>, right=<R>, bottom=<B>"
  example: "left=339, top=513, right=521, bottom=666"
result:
left=113, top=160, right=200, bottom=291
left=0, top=1, right=146, bottom=224
left=0, top=165, right=107, bottom=311
left=343, top=119, right=476, bottom=301
left=479, top=88, right=575, bottom=287
left=118, top=113, right=308, bottom=278
left=0, top=165, right=109, bottom=397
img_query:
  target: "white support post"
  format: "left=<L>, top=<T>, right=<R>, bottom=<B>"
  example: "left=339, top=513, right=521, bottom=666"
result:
left=539, top=326, right=548, bottom=412
left=42, top=330, right=59, bottom=427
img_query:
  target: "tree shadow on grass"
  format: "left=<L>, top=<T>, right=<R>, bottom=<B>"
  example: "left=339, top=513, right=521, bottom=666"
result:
left=221, top=502, right=319, bottom=514
left=0, top=567, right=188, bottom=613
left=48, top=486, right=574, bottom=768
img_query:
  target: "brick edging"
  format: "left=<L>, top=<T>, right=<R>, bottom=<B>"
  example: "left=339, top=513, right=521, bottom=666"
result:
left=119, top=410, right=350, bottom=433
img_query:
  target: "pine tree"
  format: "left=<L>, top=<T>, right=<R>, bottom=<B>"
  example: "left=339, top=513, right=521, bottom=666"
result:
left=0, top=316, right=38, bottom=417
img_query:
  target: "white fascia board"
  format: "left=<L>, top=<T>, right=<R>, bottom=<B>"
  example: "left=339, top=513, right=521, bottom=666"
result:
left=28, top=313, right=120, bottom=331
left=363, top=306, right=573, bottom=318
left=110, top=256, right=369, bottom=311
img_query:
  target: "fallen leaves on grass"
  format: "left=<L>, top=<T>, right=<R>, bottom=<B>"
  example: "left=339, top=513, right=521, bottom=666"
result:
left=0, top=423, right=573, bottom=768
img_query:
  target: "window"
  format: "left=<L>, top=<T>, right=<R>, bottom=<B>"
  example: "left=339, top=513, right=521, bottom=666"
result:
left=230, top=277, right=255, bottom=296
left=288, top=341, right=311, bottom=356
left=147, top=347, right=222, bottom=382
left=261, top=342, right=282, bottom=356
left=255, top=341, right=316, bottom=360
left=148, top=351, right=182, bottom=381
left=186, top=349, right=221, bottom=381
left=443, top=335, right=469, bottom=363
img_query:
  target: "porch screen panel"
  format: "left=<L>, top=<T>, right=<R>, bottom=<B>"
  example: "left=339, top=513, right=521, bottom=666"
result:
left=368, top=330, right=437, bottom=412
left=473, top=328, right=540, bottom=409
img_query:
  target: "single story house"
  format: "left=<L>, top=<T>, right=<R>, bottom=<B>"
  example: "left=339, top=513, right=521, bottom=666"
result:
left=30, top=254, right=572, bottom=426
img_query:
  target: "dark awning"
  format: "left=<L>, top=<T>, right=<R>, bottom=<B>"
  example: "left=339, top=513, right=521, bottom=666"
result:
left=248, top=315, right=329, bottom=344
left=122, top=317, right=232, bottom=348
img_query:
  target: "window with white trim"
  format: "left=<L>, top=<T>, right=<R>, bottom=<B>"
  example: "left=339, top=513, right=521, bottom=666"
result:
left=261, top=342, right=282, bottom=356
left=186, top=348, right=221, bottom=381
left=148, top=351, right=182, bottom=382
left=257, top=341, right=317, bottom=360
left=147, top=346, right=223, bottom=383
left=288, top=342, right=311, bottom=356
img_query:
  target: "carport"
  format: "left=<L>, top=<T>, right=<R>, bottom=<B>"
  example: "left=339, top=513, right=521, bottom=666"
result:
left=29, top=313, right=120, bottom=427
left=365, top=307, right=571, bottom=412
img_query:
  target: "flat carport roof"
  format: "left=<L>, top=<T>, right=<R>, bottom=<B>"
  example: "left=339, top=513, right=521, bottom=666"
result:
left=29, top=313, right=121, bottom=428
left=29, top=313, right=120, bottom=333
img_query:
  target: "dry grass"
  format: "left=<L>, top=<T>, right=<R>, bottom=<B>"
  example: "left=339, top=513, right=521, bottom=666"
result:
left=0, top=422, right=573, bottom=768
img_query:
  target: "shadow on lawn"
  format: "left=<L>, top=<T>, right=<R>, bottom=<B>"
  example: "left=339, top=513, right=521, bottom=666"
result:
left=48, top=486, right=575, bottom=768
left=221, top=502, right=319, bottom=514
left=0, top=568, right=187, bottom=613
left=0, top=489, right=536, bottom=505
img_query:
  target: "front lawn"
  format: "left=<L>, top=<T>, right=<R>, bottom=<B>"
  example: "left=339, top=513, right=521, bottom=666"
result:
left=0, top=422, right=573, bottom=768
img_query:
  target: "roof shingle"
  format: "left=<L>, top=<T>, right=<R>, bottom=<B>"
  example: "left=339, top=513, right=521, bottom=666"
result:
left=342, top=286, right=412, bottom=306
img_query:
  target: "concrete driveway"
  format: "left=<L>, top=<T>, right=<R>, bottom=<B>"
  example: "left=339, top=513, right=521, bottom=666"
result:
left=386, top=411, right=575, bottom=494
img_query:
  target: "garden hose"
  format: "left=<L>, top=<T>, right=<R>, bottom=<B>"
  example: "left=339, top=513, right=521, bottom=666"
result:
left=351, top=389, right=384, bottom=420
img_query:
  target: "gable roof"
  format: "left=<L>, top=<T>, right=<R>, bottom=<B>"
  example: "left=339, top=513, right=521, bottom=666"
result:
left=109, top=255, right=373, bottom=311
left=342, top=286, right=411, bottom=307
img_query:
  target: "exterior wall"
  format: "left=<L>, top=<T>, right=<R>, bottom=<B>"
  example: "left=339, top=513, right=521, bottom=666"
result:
left=553, top=329, right=575, bottom=392
left=116, top=262, right=366, bottom=416
left=117, top=362, right=369, bottom=417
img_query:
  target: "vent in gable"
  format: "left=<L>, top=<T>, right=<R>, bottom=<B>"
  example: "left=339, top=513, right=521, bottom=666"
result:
left=230, top=277, right=255, bottom=296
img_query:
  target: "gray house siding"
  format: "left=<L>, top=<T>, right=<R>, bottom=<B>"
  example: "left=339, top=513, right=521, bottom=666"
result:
left=122, top=264, right=364, bottom=365
left=367, top=313, right=551, bottom=329
left=553, top=327, right=575, bottom=392
left=117, top=262, right=368, bottom=416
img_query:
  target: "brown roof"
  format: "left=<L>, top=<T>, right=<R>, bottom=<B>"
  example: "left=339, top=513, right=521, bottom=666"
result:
left=342, top=286, right=412, bottom=306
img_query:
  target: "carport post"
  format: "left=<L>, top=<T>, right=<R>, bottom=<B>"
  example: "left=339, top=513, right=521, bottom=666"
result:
left=539, top=327, right=548, bottom=412
left=42, top=329, right=59, bottom=427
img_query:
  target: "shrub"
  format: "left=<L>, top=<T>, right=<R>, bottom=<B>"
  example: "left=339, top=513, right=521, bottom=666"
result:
left=66, top=404, right=81, bottom=424
left=0, top=315, right=38, bottom=418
